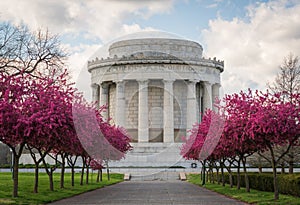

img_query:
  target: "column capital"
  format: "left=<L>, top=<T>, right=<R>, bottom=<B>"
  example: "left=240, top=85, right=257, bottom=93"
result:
left=101, top=81, right=110, bottom=89
left=188, top=79, right=199, bottom=83
left=212, top=83, right=221, bottom=88
left=137, top=79, right=149, bottom=84
left=163, top=79, right=175, bottom=84
left=91, top=83, right=99, bottom=88
left=203, top=81, right=212, bottom=86
left=114, top=80, right=125, bottom=85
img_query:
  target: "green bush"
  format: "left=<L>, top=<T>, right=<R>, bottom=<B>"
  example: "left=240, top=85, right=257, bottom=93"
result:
left=212, top=172, right=300, bottom=197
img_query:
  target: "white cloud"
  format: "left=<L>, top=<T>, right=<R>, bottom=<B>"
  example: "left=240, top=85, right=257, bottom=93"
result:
left=0, top=0, right=174, bottom=43
left=202, top=0, right=300, bottom=94
left=0, top=0, right=174, bottom=101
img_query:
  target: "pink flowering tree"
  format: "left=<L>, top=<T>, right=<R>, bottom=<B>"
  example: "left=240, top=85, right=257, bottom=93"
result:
left=246, top=91, right=300, bottom=200
left=25, top=70, right=76, bottom=192
left=90, top=158, right=104, bottom=182
left=0, top=73, right=30, bottom=197
left=72, top=98, right=132, bottom=181
left=0, top=69, right=77, bottom=194
left=180, top=109, right=224, bottom=184
left=220, top=90, right=261, bottom=192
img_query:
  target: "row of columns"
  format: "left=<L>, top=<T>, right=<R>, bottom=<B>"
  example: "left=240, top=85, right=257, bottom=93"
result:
left=92, top=80, right=220, bottom=143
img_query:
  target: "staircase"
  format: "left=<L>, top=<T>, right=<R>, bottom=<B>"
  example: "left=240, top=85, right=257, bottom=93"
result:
left=130, top=170, right=180, bottom=181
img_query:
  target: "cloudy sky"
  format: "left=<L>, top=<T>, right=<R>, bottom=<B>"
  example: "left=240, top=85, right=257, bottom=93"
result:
left=0, top=0, right=299, bottom=98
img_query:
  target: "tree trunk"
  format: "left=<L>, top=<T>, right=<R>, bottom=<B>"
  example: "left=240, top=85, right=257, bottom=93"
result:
left=42, top=155, right=57, bottom=192
left=80, top=165, right=85, bottom=185
left=221, top=163, right=225, bottom=186
left=60, top=154, right=65, bottom=189
left=106, top=162, right=110, bottom=181
left=34, top=165, right=39, bottom=193
left=206, top=170, right=209, bottom=183
left=201, top=161, right=206, bottom=186
left=242, top=157, right=250, bottom=192
left=49, top=171, right=54, bottom=191
left=97, top=170, right=100, bottom=183
left=289, top=156, right=294, bottom=174
left=258, top=156, right=263, bottom=174
left=80, top=156, right=86, bottom=185
left=86, top=166, right=89, bottom=184
left=281, top=161, right=285, bottom=174
left=211, top=168, right=215, bottom=184
left=100, top=169, right=103, bottom=181
left=71, top=166, right=75, bottom=187
left=216, top=167, right=220, bottom=184
left=11, top=144, right=24, bottom=198
left=67, top=155, right=78, bottom=187
left=270, top=147, right=279, bottom=200
left=258, top=166, right=263, bottom=174
left=12, top=152, right=19, bottom=197
left=237, top=159, right=241, bottom=190
left=200, top=170, right=203, bottom=183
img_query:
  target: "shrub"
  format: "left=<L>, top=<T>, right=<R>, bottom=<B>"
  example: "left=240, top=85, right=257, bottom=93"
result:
left=212, top=172, right=300, bottom=197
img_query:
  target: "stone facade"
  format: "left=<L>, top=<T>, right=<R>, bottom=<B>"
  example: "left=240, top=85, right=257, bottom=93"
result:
left=88, top=38, right=224, bottom=167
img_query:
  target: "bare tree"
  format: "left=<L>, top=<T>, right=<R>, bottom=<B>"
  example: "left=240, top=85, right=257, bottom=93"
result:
left=0, top=23, right=66, bottom=78
left=268, top=53, right=300, bottom=98
left=267, top=53, right=300, bottom=174
left=0, top=23, right=68, bottom=197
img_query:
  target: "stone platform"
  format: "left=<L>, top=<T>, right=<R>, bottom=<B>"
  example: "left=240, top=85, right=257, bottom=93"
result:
left=109, top=143, right=195, bottom=168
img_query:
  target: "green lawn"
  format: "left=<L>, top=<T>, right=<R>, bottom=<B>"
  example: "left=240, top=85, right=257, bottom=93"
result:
left=0, top=171, right=123, bottom=205
left=187, top=174, right=300, bottom=205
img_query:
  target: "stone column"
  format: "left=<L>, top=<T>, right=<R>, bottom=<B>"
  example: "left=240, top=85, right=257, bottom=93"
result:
left=91, top=83, right=100, bottom=105
left=186, top=80, right=197, bottom=133
left=212, top=83, right=221, bottom=112
left=138, top=80, right=149, bottom=142
left=115, top=80, right=125, bottom=126
left=198, top=82, right=203, bottom=122
left=203, top=81, right=212, bottom=111
left=163, top=80, right=174, bottom=143
left=99, top=82, right=109, bottom=119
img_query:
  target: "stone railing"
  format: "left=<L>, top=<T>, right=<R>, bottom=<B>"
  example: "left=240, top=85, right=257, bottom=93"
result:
left=88, top=53, right=224, bottom=72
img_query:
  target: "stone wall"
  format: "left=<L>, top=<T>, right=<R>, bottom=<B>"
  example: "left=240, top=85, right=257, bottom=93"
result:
left=125, top=81, right=139, bottom=141
left=108, top=83, right=116, bottom=123
left=173, top=80, right=187, bottom=142
left=148, top=80, right=164, bottom=142
left=196, top=82, right=204, bottom=123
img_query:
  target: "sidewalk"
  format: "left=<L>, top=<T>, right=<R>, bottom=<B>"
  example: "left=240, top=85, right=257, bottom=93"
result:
left=48, top=181, right=247, bottom=205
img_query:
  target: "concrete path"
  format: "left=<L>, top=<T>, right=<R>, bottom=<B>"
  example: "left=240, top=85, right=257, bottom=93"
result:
left=48, top=181, right=247, bottom=205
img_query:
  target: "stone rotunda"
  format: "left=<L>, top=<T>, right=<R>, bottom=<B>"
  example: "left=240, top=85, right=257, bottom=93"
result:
left=88, top=38, right=224, bottom=168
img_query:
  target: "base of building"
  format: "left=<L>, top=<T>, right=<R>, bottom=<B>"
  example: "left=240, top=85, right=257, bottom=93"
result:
left=109, top=142, right=196, bottom=169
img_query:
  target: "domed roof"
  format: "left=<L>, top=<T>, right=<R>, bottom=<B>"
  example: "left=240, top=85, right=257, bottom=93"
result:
left=108, top=38, right=203, bottom=61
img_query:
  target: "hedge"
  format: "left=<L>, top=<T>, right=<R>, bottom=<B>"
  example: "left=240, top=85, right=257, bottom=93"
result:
left=210, top=172, right=300, bottom=197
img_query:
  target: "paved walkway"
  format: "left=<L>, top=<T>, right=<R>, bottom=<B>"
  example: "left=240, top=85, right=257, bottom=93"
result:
left=48, top=181, right=247, bottom=205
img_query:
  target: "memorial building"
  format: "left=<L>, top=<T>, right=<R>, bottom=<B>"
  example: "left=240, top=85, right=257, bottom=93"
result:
left=88, top=38, right=224, bottom=168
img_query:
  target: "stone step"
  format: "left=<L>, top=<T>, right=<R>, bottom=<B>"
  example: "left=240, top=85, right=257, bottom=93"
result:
left=130, top=171, right=180, bottom=181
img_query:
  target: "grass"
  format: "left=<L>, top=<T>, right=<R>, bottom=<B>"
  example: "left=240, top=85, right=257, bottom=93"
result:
left=0, top=172, right=123, bottom=205
left=187, top=174, right=300, bottom=205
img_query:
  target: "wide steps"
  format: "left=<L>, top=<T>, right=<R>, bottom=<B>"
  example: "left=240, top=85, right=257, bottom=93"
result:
left=130, top=171, right=180, bottom=181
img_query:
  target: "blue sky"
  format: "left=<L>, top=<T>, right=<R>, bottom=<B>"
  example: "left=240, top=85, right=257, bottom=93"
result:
left=0, top=0, right=299, bottom=98
left=131, top=0, right=258, bottom=41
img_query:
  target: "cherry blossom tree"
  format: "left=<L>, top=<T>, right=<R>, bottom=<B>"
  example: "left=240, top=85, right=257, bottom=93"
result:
left=220, top=90, right=262, bottom=192
left=90, top=159, right=104, bottom=182
left=180, top=109, right=224, bottom=185
left=247, top=91, right=300, bottom=200
left=0, top=73, right=29, bottom=197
